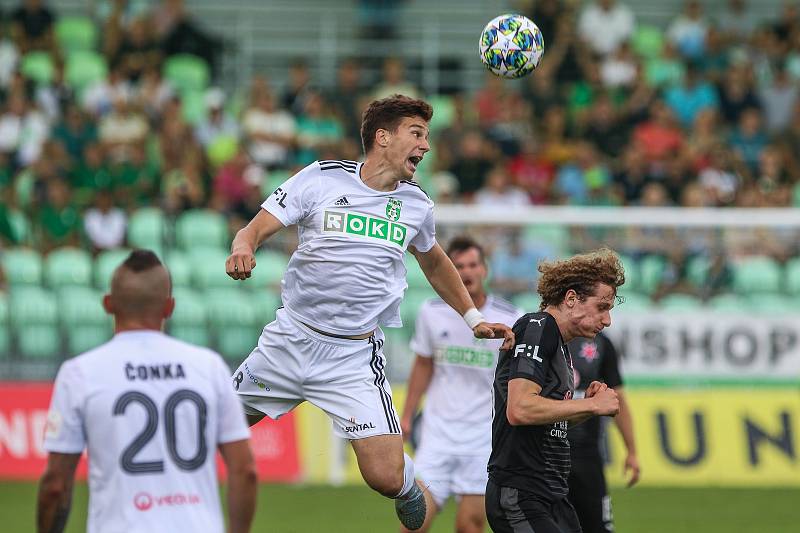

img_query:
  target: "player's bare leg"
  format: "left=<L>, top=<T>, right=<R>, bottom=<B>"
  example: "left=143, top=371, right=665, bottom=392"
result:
left=454, top=495, right=486, bottom=533
left=351, top=434, right=427, bottom=530
left=399, top=481, right=438, bottom=533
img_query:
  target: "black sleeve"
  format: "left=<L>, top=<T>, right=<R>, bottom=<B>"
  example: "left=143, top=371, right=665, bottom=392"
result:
left=508, top=314, right=561, bottom=387
left=599, top=334, right=623, bottom=388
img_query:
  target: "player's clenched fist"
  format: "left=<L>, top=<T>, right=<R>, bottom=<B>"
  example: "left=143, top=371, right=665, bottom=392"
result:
left=589, top=386, right=619, bottom=417
left=226, top=249, right=257, bottom=280
left=584, top=380, right=608, bottom=399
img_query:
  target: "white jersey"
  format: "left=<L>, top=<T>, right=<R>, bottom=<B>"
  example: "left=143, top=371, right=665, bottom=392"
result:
left=262, top=159, right=436, bottom=335
left=43, top=331, right=250, bottom=533
left=411, top=296, right=522, bottom=456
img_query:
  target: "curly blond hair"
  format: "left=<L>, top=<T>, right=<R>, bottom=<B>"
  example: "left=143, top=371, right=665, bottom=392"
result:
left=537, top=248, right=625, bottom=311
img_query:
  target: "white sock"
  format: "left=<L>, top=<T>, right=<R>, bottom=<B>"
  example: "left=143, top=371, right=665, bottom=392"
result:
left=395, top=453, right=417, bottom=499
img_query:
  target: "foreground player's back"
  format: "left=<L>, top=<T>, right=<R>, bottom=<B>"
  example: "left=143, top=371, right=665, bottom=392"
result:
left=44, top=330, right=248, bottom=533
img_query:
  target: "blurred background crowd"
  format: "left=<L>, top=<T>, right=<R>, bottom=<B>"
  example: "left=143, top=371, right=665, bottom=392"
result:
left=1, top=0, right=800, bottom=361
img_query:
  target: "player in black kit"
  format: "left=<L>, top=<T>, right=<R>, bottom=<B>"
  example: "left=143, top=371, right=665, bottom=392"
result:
left=486, top=249, right=625, bottom=533
left=567, top=333, right=640, bottom=533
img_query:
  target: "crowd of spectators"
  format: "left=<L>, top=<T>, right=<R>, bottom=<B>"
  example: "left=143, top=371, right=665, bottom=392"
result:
left=0, top=0, right=799, bottom=301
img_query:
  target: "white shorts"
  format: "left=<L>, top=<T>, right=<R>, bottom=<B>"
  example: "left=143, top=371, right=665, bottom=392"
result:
left=414, top=446, right=489, bottom=508
left=232, top=308, right=401, bottom=439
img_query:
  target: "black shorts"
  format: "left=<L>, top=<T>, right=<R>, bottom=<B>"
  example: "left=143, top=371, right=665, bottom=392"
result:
left=567, top=455, right=613, bottom=533
left=486, top=479, right=582, bottom=533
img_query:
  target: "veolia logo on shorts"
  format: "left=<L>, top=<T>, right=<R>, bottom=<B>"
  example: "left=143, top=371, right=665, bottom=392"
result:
left=323, top=210, right=407, bottom=246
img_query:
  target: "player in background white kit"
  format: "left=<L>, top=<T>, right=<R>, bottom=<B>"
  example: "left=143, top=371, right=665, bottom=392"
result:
left=400, top=236, right=523, bottom=533
left=225, top=95, right=514, bottom=530
left=37, top=250, right=257, bottom=533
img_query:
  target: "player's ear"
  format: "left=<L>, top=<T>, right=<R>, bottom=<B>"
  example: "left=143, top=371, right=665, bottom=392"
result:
left=564, top=289, right=577, bottom=308
left=376, top=128, right=389, bottom=147
left=102, top=294, right=115, bottom=315
left=163, top=296, right=175, bottom=320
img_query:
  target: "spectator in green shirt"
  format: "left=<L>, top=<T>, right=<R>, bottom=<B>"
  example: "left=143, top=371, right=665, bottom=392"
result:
left=36, top=179, right=81, bottom=251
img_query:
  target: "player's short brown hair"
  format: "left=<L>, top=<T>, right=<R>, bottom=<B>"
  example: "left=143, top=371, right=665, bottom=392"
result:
left=537, top=248, right=625, bottom=310
left=446, top=235, right=486, bottom=265
left=360, top=94, right=433, bottom=154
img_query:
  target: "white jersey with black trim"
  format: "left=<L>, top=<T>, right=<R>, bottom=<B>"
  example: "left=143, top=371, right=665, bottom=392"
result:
left=410, top=295, right=522, bottom=456
left=262, top=160, right=436, bottom=335
left=42, top=331, right=250, bottom=533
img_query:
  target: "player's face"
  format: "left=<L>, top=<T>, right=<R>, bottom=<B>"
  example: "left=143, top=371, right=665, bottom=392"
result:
left=450, top=248, right=487, bottom=300
left=385, top=116, right=430, bottom=179
left=569, top=283, right=615, bottom=338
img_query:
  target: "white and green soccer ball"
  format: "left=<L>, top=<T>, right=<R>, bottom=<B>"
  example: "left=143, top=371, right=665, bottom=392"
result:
left=479, top=14, right=544, bottom=79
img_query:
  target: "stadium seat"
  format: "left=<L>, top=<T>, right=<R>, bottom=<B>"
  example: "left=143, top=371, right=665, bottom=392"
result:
left=0, top=293, right=8, bottom=357
left=0, top=292, right=7, bottom=326
left=405, top=256, right=429, bottom=289
left=657, top=294, right=702, bottom=311
left=512, top=292, right=541, bottom=313
left=189, top=247, right=234, bottom=289
left=57, top=287, right=109, bottom=328
left=170, top=325, right=210, bottom=347
left=55, top=16, right=97, bottom=55
left=686, top=255, right=710, bottom=288
left=205, top=288, right=259, bottom=328
left=68, top=326, right=111, bottom=356
left=785, top=258, right=800, bottom=295
left=170, top=288, right=208, bottom=327
left=249, top=288, right=281, bottom=325
left=522, top=225, right=568, bottom=256
left=164, top=54, right=210, bottom=93
left=18, top=324, right=61, bottom=359
left=217, top=326, right=260, bottom=361
left=616, top=291, right=653, bottom=311
left=8, top=209, right=31, bottom=245
left=176, top=209, right=229, bottom=250
left=618, top=255, right=639, bottom=293
left=65, top=51, right=108, bottom=93
left=639, top=255, right=666, bottom=295
left=400, top=288, right=438, bottom=325
left=44, top=247, right=93, bottom=287
left=707, top=293, right=746, bottom=312
left=632, top=25, right=664, bottom=59
left=264, top=170, right=290, bottom=197
left=180, top=89, right=208, bottom=125
left=250, top=249, right=289, bottom=288
left=164, top=250, right=192, bottom=288
left=10, top=287, right=58, bottom=327
left=745, top=294, right=796, bottom=315
left=427, top=94, right=455, bottom=133
left=20, top=51, right=54, bottom=85
left=732, top=256, right=782, bottom=294
left=2, top=248, right=43, bottom=286
left=94, top=248, right=132, bottom=289
left=128, top=208, right=167, bottom=251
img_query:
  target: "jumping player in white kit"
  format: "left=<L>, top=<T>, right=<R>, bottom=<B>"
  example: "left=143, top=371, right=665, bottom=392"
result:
left=38, top=250, right=257, bottom=533
left=400, top=236, right=522, bottom=533
left=225, top=95, right=514, bottom=530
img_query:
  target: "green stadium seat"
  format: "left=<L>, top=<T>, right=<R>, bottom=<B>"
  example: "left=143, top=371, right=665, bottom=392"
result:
left=170, top=325, right=210, bottom=347
left=18, top=324, right=61, bottom=359
left=632, top=25, right=664, bottom=59
left=207, top=135, right=239, bottom=168
left=785, top=258, right=800, bottom=295
left=249, top=288, right=281, bottom=325
left=217, top=326, right=259, bottom=361
left=657, top=294, right=702, bottom=311
left=189, top=247, right=234, bottom=289
left=0, top=292, right=7, bottom=325
left=44, top=247, right=93, bottom=287
left=707, top=293, right=746, bottom=312
left=686, top=255, right=710, bottom=288
left=250, top=249, right=288, bottom=288
left=427, top=94, right=455, bottom=133
left=616, top=291, right=653, bottom=311
left=205, top=288, right=259, bottom=328
left=639, top=255, right=666, bottom=295
left=170, top=288, right=207, bottom=327
left=405, top=256, right=429, bottom=289
left=263, top=170, right=290, bottom=197
left=94, top=248, right=132, bottom=289
left=20, top=51, right=54, bottom=85
left=8, top=209, right=31, bottom=245
left=618, top=255, right=639, bottom=293
left=2, top=248, right=43, bottom=286
left=164, top=54, right=210, bottom=93
left=732, top=256, right=782, bottom=294
left=65, top=51, right=108, bottom=93
left=180, top=89, right=207, bottom=125
left=745, top=294, right=797, bottom=315
left=523, top=225, right=569, bottom=256
left=400, top=288, right=437, bottom=325
left=57, top=287, right=109, bottom=328
left=68, top=326, right=111, bottom=355
left=164, top=250, right=192, bottom=288
left=176, top=209, right=229, bottom=250
left=0, top=293, right=8, bottom=358
left=512, top=292, right=541, bottom=313
left=11, top=287, right=58, bottom=327
left=128, top=208, right=167, bottom=251
left=55, top=16, right=97, bottom=55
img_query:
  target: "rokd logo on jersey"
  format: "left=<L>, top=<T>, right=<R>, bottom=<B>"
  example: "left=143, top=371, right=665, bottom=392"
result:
left=323, top=210, right=407, bottom=246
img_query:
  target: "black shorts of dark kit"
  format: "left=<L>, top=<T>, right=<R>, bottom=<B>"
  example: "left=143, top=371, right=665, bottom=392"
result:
left=485, top=479, right=583, bottom=533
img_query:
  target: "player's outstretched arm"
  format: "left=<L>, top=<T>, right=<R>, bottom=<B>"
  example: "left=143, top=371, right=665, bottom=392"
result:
left=37, top=452, right=80, bottom=533
left=506, top=378, right=619, bottom=426
left=612, top=386, right=641, bottom=487
left=227, top=209, right=286, bottom=280
left=400, top=355, right=434, bottom=438
left=410, top=243, right=514, bottom=349
left=219, top=438, right=258, bottom=533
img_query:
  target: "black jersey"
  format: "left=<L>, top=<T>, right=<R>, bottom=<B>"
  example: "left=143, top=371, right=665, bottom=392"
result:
left=566, top=333, right=623, bottom=457
left=488, top=311, right=576, bottom=500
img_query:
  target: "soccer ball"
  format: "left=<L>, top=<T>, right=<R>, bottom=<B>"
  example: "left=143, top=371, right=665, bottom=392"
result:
left=479, top=14, right=544, bottom=79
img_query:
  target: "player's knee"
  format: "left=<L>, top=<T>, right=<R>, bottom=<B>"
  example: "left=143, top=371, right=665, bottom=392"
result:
left=363, top=464, right=404, bottom=497
left=455, top=515, right=484, bottom=533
